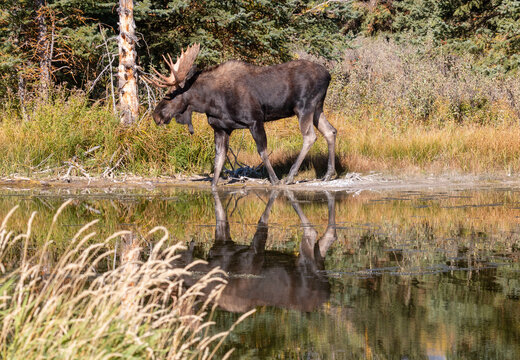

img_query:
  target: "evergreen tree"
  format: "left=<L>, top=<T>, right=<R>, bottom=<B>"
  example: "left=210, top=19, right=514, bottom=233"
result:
left=0, top=0, right=36, bottom=98
left=3, top=0, right=515, bottom=101
left=1, top=0, right=353, bottom=100
left=137, top=0, right=352, bottom=66
left=392, top=0, right=520, bottom=73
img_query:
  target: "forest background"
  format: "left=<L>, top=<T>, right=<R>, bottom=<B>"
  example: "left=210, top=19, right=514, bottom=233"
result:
left=1, top=0, right=519, bottom=180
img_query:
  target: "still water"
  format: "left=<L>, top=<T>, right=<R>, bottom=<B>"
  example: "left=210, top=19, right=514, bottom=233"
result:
left=1, top=184, right=520, bottom=359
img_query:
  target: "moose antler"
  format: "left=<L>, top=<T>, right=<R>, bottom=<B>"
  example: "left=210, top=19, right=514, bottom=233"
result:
left=145, top=43, right=200, bottom=89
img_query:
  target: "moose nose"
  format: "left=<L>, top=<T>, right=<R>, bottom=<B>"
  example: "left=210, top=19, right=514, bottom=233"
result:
left=152, top=112, right=164, bottom=125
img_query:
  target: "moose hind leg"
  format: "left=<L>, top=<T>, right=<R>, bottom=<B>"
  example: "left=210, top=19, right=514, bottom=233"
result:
left=284, top=112, right=317, bottom=184
left=250, top=122, right=280, bottom=185
left=212, top=129, right=229, bottom=188
left=314, top=110, right=337, bottom=181
left=317, top=191, right=337, bottom=258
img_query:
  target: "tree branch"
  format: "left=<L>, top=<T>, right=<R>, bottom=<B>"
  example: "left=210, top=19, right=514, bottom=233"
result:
left=297, top=0, right=353, bottom=16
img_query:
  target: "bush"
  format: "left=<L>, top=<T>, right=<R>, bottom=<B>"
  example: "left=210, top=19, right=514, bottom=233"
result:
left=328, top=37, right=520, bottom=124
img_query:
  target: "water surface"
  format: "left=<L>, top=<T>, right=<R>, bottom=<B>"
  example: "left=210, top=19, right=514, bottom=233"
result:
left=1, top=185, right=519, bottom=359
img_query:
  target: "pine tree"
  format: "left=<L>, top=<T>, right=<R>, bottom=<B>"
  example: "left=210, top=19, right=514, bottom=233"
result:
left=392, top=0, right=520, bottom=73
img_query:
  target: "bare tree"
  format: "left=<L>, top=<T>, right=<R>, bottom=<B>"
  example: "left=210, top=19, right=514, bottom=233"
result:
left=118, top=0, right=139, bottom=125
left=35, top=0, right=51, bottom=99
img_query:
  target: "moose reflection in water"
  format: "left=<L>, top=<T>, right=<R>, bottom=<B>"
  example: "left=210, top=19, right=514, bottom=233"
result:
left=175, top=190, right=337, bottom=312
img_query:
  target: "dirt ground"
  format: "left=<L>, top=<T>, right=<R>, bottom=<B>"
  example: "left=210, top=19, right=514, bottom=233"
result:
left=1, top=172, right=519, bottom=192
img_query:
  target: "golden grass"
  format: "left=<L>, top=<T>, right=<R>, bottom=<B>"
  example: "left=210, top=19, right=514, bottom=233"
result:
left=0, top=201, right=253, bottom=359
left=218, top=106, right=520, bottom=179
left=0, top=89, right=519, bottom=179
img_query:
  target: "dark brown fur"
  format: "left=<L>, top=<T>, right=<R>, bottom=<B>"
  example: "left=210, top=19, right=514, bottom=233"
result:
left=152, top=60, right=337, bottom=186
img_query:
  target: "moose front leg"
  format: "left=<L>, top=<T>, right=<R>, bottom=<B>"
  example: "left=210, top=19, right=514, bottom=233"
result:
left=212, top=190, right=231, bottom=242
left=212, top=129, right=230, bottom=188
left=251, top=190, right=279, bottom=253
left=250, top=122, right=280, bottom=185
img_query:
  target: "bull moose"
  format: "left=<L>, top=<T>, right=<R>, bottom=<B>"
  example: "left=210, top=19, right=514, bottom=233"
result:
left=147, top=44, right=337, bottom=187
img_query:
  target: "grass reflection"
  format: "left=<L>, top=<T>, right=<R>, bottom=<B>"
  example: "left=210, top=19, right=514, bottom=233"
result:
left=0, top=186, right=519, bottom=358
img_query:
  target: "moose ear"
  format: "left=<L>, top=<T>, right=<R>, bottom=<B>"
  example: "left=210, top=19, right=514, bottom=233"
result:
left=179, top=65, right=198, bottom=88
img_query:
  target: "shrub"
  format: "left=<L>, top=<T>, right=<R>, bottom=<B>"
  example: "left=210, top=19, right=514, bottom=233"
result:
left=328, top=37, right=520, bottom=124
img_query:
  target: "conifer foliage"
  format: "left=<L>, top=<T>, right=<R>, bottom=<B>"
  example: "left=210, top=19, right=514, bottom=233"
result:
left=0, top=0, right=352, bottom=101
left=0, top=0, right=518, bottom=102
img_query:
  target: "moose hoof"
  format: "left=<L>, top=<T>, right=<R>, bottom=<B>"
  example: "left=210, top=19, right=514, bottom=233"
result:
left=321, top=173, right=335, bottom=182
left=282, top=177, right=294, bottom=185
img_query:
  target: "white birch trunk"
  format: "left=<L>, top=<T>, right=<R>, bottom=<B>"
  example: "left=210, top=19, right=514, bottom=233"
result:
left=118, top=0, right=139, bottom=125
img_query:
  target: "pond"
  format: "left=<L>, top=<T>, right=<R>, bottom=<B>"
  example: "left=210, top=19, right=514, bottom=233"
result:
left=1, top=184, right=519, bottom=359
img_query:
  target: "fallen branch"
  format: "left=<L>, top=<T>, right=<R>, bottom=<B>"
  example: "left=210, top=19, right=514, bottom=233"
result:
left=31, top=153, right=54, bottom=170
left=103, top=154, right=125, bottom=178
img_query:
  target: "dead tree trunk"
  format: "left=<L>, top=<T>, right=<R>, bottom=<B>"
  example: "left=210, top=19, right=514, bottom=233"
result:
left=11, top=9, right=28, bottom=121
left=35, top=0, right=51, bottom=100
left=118, top=0, right=139, bottom=125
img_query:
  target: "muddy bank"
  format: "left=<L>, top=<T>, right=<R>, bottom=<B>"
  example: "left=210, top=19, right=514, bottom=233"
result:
left=1, top=172, right=520, bottom=192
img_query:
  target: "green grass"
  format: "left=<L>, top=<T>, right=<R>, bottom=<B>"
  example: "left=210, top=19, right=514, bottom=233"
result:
left=1, top=86, right=520, bottom=180
left=0, top=92, right=215, bottom=178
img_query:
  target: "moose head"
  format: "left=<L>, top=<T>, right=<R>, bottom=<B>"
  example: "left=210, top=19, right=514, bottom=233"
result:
left=145, top=44, right=200, bottom=134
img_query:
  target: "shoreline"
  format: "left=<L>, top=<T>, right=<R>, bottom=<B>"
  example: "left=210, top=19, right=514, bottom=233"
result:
left=1, top=173, right=519, bottom=193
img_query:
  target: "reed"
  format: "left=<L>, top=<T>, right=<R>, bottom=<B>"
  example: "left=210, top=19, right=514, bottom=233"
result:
left=0, top=202, right=252, bottom=359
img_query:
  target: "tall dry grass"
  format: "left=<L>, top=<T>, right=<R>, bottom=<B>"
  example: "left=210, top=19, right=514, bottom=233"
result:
left=1, top=38, right=520, bottom=179
left=0, top=200, right=252, bottom=359
left=0, top=91, right=215, bottom=178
